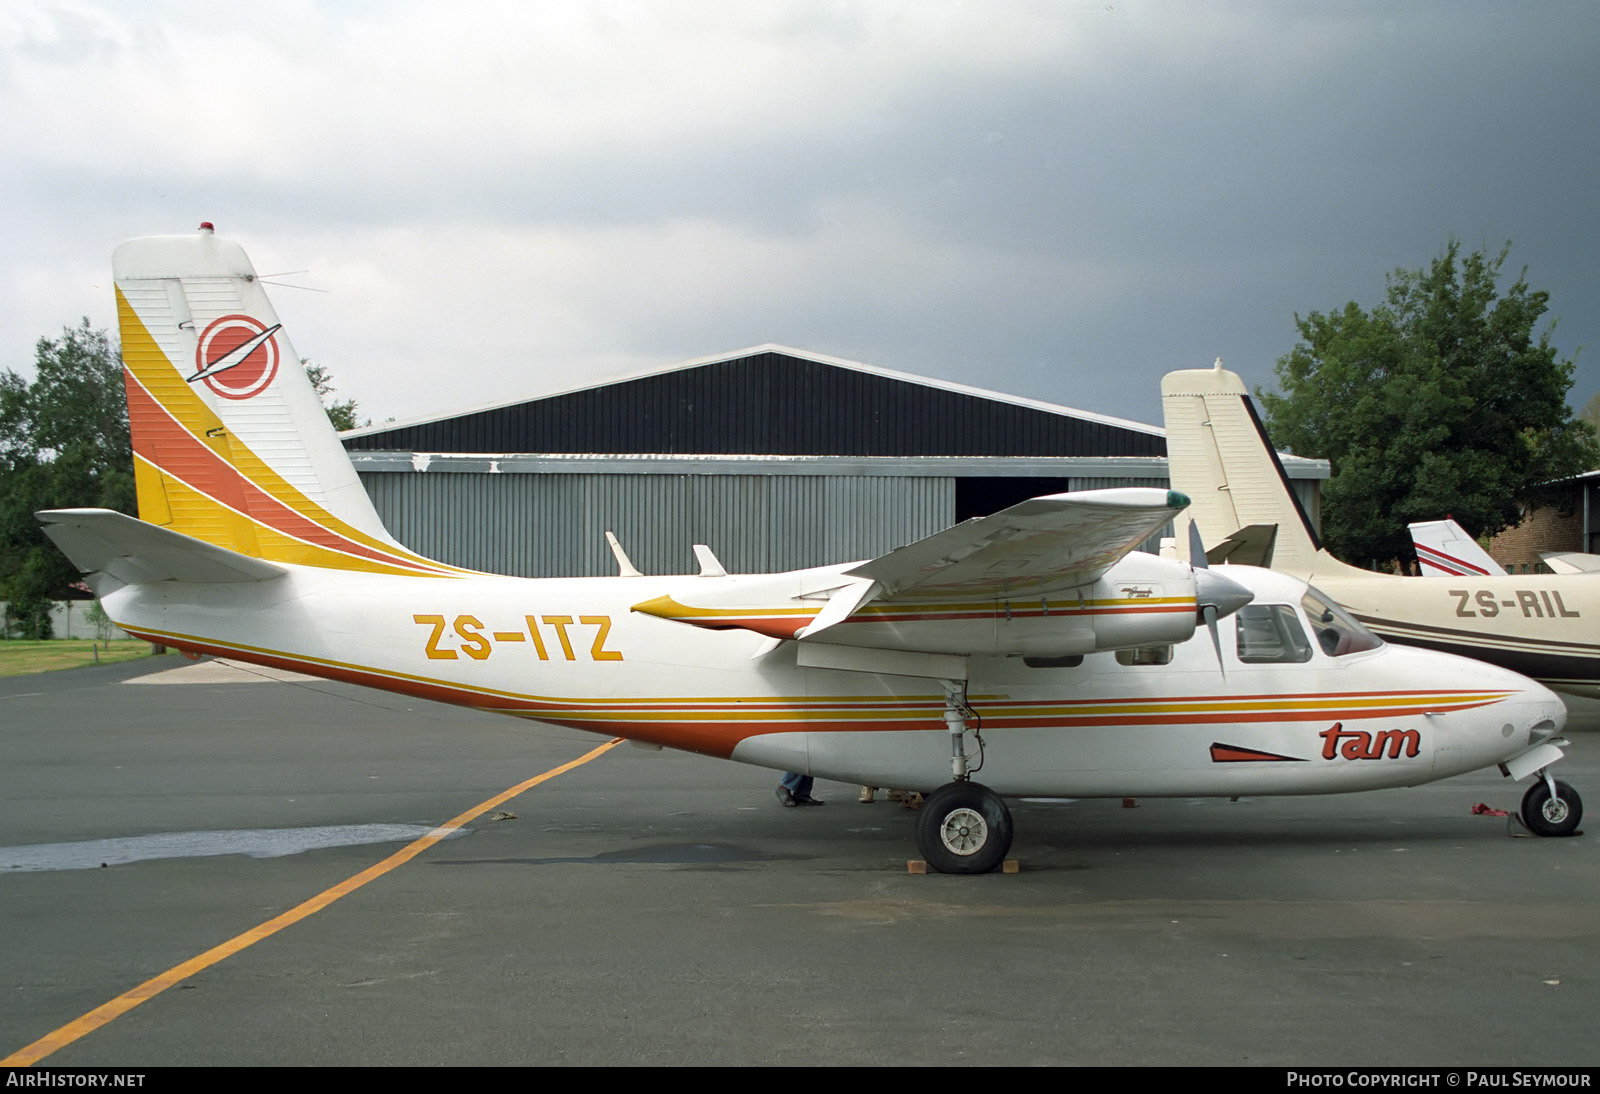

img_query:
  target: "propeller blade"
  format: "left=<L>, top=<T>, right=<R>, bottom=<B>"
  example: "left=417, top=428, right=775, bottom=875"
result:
left=1203, top=602, right=1225, bottom=677
left=1188, top=520, right=1207, bottom=568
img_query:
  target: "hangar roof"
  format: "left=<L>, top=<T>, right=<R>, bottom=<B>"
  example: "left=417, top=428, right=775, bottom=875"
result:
left=341, top=345, right=1168, bottom=458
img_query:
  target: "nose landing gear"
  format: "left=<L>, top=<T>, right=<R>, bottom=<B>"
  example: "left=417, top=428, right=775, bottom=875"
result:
left=1521, top=776, right=1583, bottom=837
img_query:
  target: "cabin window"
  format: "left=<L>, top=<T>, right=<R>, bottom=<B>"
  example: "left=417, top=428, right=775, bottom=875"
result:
left=1115, top=646, right=1172, bottom=666
left=1300, top=589, right=1384, bottom=656
left=1235, top=604, right=1312, bottom=664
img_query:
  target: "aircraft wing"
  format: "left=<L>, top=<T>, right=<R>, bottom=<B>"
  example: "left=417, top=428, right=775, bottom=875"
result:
left=38, top=509, right=287, bottom=586
left=631, top=487, right=1204, bottom=654
left=846, top=488, right=1189, bottom=600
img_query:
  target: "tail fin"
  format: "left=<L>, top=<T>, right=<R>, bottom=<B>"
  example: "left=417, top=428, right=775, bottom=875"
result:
left=1409, top=519, right=1506, bottom=577
left=114, top=225, right=462, bottom=577
left=1161, top=362, right=1365, bottom=580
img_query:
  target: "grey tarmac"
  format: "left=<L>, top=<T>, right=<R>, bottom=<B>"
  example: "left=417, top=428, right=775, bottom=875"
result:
left=1, top=656, right=1596, bottom=1066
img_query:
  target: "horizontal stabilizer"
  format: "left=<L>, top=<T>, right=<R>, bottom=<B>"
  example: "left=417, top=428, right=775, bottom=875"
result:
left=38, top=508, right=287, bottom=585
left=1541, top=552, right=1600, bottom=575
left=1205, top=524, right=1278, bottom=567
left=847, top=488, right=1188, bottom=599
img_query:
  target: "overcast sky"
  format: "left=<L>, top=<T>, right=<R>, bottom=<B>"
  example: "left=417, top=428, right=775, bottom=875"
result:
left=3, top=0, right=1596, bottom=432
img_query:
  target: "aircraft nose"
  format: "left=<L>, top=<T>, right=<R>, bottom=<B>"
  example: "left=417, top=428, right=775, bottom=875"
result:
left=1525, top=681, right=1567, bottom=742
left=1495, top=672, right=1567, bottom=745
left=1194, top=567, right=1253, bottom=621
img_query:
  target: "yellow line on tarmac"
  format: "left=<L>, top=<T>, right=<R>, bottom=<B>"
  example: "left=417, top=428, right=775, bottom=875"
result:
left=2, top=737, right=623, bottom=1067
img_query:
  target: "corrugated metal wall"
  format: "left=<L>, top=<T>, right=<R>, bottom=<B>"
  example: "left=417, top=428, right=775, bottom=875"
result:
left=1066, top=476, right=1168, bottom=491
left=361, top=471, right=954, bottom=577
left=358, top=465, right=1322, bottom=577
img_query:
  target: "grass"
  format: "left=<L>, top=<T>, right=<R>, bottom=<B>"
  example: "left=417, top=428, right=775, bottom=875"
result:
left=0, top=639, right=169, bottom=678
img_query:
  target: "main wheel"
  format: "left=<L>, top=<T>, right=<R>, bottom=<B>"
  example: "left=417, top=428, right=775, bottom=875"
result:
left=915, top=781, right=1014, bottom=874
left=1521, top=779, right=1583, bottom=837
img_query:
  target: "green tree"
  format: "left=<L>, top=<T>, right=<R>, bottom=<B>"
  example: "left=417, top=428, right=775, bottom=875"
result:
left=1581, top=391, right=1600, bottom=433
left=0, top=321, right=134, bottom=637
left=303, top=360, right=364, bottom=432
left=1259, top=241, right=1598, bottom=567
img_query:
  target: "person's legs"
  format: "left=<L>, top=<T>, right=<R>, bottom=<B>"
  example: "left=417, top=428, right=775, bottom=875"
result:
left=776, top=771, right=804, bottom=806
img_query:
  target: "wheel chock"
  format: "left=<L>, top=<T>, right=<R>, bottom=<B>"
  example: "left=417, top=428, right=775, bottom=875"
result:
left=907, top=859, right=1020, bottom=874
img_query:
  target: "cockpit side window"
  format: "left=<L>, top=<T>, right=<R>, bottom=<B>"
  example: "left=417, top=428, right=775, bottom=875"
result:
left=1300, top=589, right=1384, bottom=657
left=1235, top=604, right=1313, bottom=664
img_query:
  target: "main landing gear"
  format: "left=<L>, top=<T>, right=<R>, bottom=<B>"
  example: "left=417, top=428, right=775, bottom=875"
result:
left=912, top=681, right=1014, bottom=874
left=1521, top=775, right=1583, bottom=837
left=916, top=780, right=1013, bottom=874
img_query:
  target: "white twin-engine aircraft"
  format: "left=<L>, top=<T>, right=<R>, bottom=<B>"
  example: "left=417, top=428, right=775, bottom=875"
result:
left=37, top=229, right=1578, bottom=874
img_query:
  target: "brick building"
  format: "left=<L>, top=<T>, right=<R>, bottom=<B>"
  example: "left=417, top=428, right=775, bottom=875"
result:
left=1487, top=470, right=1600, bottom=572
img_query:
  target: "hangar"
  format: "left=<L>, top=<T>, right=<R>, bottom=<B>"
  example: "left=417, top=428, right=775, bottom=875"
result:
left=340, top=346, right=1328, bottom=577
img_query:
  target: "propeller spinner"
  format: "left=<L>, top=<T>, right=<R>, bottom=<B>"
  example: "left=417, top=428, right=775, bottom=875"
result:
left=1190, top=521, right=1253, bottom=674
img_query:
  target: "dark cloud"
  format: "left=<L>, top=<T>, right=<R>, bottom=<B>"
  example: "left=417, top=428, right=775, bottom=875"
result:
left=3, top=1, right=1596, bottom=429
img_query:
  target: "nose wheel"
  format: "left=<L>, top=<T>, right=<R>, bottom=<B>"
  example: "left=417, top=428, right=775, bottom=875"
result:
left=915, top=781, right=1014, bottom=873
left=1521, top=778, right=1583, bottom=837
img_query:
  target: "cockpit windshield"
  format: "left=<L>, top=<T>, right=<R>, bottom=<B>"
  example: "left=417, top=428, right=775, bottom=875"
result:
left=1300, top=588, right=1384, bottom=657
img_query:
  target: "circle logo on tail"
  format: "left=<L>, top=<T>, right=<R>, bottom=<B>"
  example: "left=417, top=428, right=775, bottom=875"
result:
left=190, top=315, right=281, bottom=400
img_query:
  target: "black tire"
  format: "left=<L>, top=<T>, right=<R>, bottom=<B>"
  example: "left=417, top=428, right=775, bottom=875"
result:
left=914, top=781, right=1014, bottom=874
left=1521, top=779, right=1583, bottom=837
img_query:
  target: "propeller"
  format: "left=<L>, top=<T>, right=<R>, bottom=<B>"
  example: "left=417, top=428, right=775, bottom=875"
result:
left=1189, top=521, right=1253, bottom=675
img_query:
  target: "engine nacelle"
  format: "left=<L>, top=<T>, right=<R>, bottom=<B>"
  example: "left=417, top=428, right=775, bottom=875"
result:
left=630, top=551, right=1252, bottom=659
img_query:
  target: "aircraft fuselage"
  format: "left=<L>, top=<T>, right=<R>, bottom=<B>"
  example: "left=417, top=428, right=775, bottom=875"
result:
left=101, top=563, right=1566, bottom=800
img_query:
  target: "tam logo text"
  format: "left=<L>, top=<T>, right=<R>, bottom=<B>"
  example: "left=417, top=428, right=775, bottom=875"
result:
left=1319, top=721, right=1421, bottom=761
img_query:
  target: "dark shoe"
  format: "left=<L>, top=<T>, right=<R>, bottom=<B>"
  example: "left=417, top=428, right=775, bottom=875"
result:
left=776, top=786, right=797, bottom=807
left=794, top=794, right=825, bottom=806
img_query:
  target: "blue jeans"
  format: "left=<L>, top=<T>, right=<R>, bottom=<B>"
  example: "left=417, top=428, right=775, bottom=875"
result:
left=780, top=772, right=813, bottom=796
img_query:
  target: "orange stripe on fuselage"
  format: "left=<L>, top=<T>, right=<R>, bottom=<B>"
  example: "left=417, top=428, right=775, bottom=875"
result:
left=119, top=625, right=1513, bottom=761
